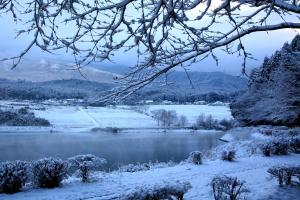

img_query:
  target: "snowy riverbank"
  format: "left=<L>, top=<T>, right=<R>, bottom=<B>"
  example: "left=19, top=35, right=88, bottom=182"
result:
left=1, top=127, right=299, bottom=200
left=1, top=154, right=299, bottom=200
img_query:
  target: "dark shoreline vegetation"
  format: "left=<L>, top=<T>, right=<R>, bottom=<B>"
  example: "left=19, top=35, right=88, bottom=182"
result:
left=0, top=107, right=50, bottom=126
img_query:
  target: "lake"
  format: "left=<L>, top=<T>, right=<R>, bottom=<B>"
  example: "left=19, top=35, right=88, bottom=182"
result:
left=0, top=130, right=224, bottom=170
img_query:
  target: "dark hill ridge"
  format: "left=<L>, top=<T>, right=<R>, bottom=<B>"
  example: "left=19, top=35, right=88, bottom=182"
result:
left=0, top=71, right=248, bottom=103
left=155, top=71, right=247, bottom=93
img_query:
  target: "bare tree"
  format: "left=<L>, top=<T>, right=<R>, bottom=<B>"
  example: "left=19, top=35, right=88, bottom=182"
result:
left=151, top=109, right=178, bottom=128
left=178, top=114, right=188, bottom=127
left=151, top=109, right=165, bottom=126
left=0, top=0, right=299, bottom=99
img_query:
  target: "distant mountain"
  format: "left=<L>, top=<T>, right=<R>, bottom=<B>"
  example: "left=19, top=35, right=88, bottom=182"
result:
left=149, top=71, right=248, bottom=94
left=0, top=79, right=114, bottom=100
left=0, top=58, right=248, bottom=103
left=0, top=59, right=121, bottom=83
left=123, top=71, right=248, bottom=103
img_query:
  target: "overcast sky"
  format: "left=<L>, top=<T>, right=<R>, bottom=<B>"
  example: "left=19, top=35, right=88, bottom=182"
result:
left=0, top=10, right=299, bottom=76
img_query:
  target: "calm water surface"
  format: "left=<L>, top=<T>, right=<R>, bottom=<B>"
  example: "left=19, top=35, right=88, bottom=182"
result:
left=0, top=130, right=224, bottom=170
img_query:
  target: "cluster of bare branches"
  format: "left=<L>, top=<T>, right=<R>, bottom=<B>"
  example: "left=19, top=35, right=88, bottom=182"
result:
left=0, top=0, right=299, bottom=100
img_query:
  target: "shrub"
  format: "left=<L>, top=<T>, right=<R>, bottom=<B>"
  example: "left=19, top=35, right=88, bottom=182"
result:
left=0, top=161, right=28, bottom=194
left=221, top=150, right=236, bottom=161
left=188, top=151, right=202, bottom=165
left=68, top=154, right=106, bottom=182
left=289, top=136, right=300, bottom=153
left=294, top=166, right=300, bottom=185
left=261, top=143, right=272, bottom=157
left=122, top=181, right=191, bottom=200
left=219, top=119, right=235, bottom=131
left=211, top=176, right=248, bottom=200
left=267, top=166, right=285, bottom=186
left=271, top=138, right=289, bottom=155
left=119, top=163, right=150, bottom=173
left=268, top=166, right=300, bottom=186
left=18, top=107, right=30, bottom=115
left=32, top=158, right=67, bottom=188
left=105, top=127, right=120, bottom=134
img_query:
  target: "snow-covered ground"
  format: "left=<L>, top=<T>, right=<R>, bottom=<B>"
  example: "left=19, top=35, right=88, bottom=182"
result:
left=34, top=105, right=231, bottom=130
left=33, top=105, right=157, bottom=131
left=0, top=103, right=231, bottom=132
left=1, top=154, right=299, bottom=200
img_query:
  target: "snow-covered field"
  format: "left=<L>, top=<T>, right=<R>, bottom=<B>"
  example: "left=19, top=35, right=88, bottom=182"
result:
left=34, top=105, right=157, bottom=131
left=31, top=104, right=231, bottom=132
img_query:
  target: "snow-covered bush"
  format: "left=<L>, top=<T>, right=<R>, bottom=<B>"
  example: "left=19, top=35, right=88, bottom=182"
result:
left=261, top=143, right=272, bottom=157
left=221, top=150, right=236, bottom=161
left=18, top=107, right=30, bottom=115
left=32, top=158, right=67, bottom=188
left=268, top=165, right=300, bottom=186
left=211, top=176, right=248, bottom=200
left=188, top=151, right=202, bottom=165
left=68, top=154, right=106, bottom=182
left=119, top=161, right=176, bottom=173
left=119, top=163, right=150, bottom=173
left=0, top=161, right=29, bottom=194
left=271, top=138, right=289, bottom=155
left=294, top=166, right=300, bottom=185
left=289, top=136, right=300, bottom=154
left=219, top=119, right=235, bottom=131
left=122, top=181, right=191, bottom=200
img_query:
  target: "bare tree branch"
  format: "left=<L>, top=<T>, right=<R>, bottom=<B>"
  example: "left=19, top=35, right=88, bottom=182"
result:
left=0, top=0, right=299, bottom=101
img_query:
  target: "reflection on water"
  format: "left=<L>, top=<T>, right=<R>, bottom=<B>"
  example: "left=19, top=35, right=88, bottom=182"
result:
left=0, top=131, right=224, bottom=170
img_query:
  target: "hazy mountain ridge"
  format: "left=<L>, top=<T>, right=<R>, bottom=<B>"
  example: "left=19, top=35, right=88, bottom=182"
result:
left=0, top=59, right=121, bottom=83
left=151, top=71, right=248, bottom=93
left=0, top=60, right=248, bottom=103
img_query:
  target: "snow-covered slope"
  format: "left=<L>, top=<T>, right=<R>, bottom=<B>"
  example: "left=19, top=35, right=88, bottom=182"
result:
left=0, top=59, right=121, bottom=83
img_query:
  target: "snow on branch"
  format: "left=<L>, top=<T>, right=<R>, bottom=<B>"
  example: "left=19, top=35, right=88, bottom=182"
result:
left=0, top=0, right=299, bottom=100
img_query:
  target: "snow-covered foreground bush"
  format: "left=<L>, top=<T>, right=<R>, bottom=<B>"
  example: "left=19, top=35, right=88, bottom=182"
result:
left=188, top=151, right=203, bottom=165
left=268, top=165, right=300, bottom=186
left=68, top=154, right=106, bottom=182
left=261, top=136, right=300, bottom=157
left=32, top=158, right=67, bottom=188
left=119, top=161, right=176, bottom=173
left=221, top=150, right=236, bottom=161
left=119, top=163, right=150, bottom=173
left=0, top=161, right=29, bottom=194
left=289, top=136, right=300, bottom=154
left=122, top=181, right=191, bottom=200
left=211, top=176, right=249, bottom=200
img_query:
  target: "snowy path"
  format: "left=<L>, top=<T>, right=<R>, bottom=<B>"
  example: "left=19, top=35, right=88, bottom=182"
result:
left=1, top=154, right=300, bottom=200
left=78, top=107, right=100, bottom=127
